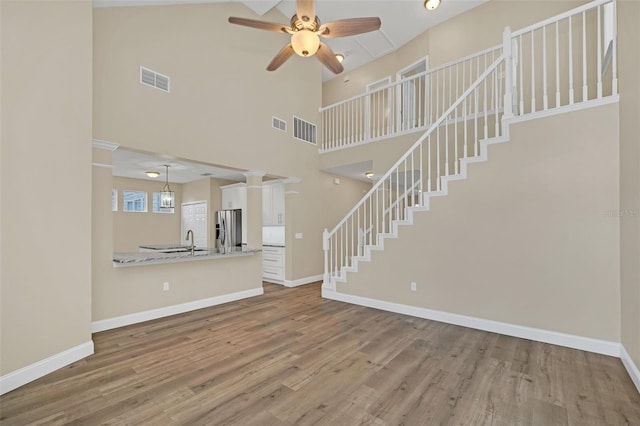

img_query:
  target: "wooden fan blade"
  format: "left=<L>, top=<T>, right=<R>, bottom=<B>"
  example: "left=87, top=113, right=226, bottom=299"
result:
left=296, top=0, right=316, bottom=25
left=318, top=17, right=381, bottom=38
left=315, top=42, right=344, bottom=74
left=267, top=44, right=295, bottom=71
left=228, top=17, right=290, bottom=33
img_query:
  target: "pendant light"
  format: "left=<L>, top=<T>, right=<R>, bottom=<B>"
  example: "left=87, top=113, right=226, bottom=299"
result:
left=160, top=165, right=175, bottom=208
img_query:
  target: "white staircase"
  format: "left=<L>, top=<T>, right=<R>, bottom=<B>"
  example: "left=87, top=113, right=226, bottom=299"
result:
left=322, top=0, right=618, bottom=292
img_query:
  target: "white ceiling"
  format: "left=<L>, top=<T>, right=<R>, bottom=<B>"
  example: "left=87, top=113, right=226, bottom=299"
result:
left=93, top=0, right=487, bottom=81
left=112, top=148, right=249, bottom=183
left=97, top=0, right=487, bottom=182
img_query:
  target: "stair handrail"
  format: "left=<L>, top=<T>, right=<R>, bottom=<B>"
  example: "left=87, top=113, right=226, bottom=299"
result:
left=325, top=54, right=505, bottom=240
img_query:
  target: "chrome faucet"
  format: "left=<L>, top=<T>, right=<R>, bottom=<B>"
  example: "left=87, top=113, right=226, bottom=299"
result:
left=186, top=229, right=194, bottom=255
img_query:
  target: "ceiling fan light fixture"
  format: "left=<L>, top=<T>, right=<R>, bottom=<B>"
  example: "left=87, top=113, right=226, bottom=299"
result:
left=424, top=0, right=441, bottom=11
left=335, top=53, right=345, bottom=63
left=291, top=29, right=320, bottom=57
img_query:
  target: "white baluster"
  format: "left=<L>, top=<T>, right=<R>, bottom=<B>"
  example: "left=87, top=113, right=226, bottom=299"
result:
left=582, top=11, right=588, bottom=102
left=531, top=29, right=536, bottom=113
left=597, top=5, right=602, bottom=99
left=543, top=25, right=548, bottom=111
left=555, top=21, right=561, bottom=108
left=569, top=16, right=575, bottom=105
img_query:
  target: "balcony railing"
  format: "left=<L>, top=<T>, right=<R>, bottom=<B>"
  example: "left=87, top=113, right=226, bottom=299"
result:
left=319, top=0, right=617, bottom=153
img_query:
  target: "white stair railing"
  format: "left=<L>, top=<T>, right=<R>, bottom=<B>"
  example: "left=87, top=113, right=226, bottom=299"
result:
left=321, top=0, right=618, bottom=289
left=510, top=0, right=617, bottom=116
left=319, top=0, right=617, bottom=153
left=323, top=55, right=506, bottom=287
left=319, top=46, right=502, bottom=152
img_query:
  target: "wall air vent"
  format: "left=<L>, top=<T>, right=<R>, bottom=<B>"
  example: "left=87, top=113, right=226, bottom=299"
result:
left=293, top=116, right=317, bottom=145
left=140, top=66, right=170, bottom=93
left=272, top=117, right=287, bottom=132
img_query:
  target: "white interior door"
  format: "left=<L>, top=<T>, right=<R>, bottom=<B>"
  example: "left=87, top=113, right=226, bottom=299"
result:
left=181, top=201, right=208, bottom=248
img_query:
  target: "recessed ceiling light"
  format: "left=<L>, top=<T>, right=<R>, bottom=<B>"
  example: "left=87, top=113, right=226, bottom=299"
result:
left=146, top=171, right=160, bottom=178
left=365, top=171, right=374, bottom=178
left=335, top=53, right=345, bottom=63
left=424, top=0, right=441, bottom=11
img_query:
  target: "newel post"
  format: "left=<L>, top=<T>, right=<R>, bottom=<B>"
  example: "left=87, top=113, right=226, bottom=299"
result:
left=322, top=228, right=331, bottom=287
left=502, top=26, right=515, bottom=121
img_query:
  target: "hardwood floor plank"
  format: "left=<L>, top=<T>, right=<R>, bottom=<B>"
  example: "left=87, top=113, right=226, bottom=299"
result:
left=1, top=282, right=638, bottom=426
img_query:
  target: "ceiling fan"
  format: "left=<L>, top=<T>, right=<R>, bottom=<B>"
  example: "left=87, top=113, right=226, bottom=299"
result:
left=228, top=0, right=381, bottom=74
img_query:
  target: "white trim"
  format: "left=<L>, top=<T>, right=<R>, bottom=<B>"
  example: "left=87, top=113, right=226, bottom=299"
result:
left=219, top=182, right=246, bottom=190
left=284, top=274, right=323, bottom=288
left=508, top=95, right=619, bottom=125
left=0, top=341, right=94, bottom=396
left=92, top=162, right=113, bottom=169
left=282, top=177, right=302, bottom=184
left=92, top=139, right=119, bottom=151
left=322, top=289, right=620, bottom=357
left=621, top=345, right=640, bottom=394
left=91, top=287, right=264, bottom=333
left=242, top=171, right=266, bottom=178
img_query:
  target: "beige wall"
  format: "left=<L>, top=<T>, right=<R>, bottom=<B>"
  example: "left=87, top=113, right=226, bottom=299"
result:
left=1, top=0, right=93, bottom=375
left=94, top=255, right=262, bottom=321
left=93, top=2, right=370, bottom=282
left=339, top=104, right=621, bottom=342
left=92, top=155, right=263, bottom=321
left=618, top=1, right=640, bottom=371
left=112, top=176, right=182, bottom=252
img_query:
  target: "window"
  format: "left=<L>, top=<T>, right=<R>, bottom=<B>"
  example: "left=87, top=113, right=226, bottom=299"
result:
left=112, top=189, right=118, bottom=212
left=152, top=192, right=175, bottom=213
left=123, top=190, right=147, bottom=212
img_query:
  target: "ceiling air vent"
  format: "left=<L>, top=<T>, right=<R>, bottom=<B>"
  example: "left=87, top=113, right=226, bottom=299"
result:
left=272, top=117, right=287, bottom=132
left=293, top=116, right=317, bottom=145
left=140, top=66, right=170, bottom=93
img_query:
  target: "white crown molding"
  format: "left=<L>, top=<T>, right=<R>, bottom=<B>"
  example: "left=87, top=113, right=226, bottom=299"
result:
left=219, top=182, right=246, bottom=190
left=92, top=139, right=119, bottom=151
left=91, top=287, right=263, bottom=332
left=322, top=289, right=621, bottom=357
left=0, top=341, right=94, bottom=396
left=243, top=171, right=266, bottom=178
left=282, top=177, right=302, bottom=184
left=92, top=162, right=113, bottom=169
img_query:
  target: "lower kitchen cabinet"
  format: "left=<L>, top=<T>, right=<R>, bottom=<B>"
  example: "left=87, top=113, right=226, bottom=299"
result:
left=262, top=246, right=284, bottom=284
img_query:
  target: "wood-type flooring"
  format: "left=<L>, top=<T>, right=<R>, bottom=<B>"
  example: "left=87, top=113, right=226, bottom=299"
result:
left=1, top=282, right=639, bottom=425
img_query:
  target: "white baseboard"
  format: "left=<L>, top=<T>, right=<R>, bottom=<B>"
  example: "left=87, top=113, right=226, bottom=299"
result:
left=0, top=341, right=94, bottom=396
left=284, top=274, right=323, bottom=288
left=91, top=287, right=264, bottom=333
left=322, top=288, right=620, bottom=357
left=621, top=345, right=640, bottom=394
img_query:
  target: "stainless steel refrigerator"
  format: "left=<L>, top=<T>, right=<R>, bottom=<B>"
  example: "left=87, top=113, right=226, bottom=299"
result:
left=215, top=209, right=242, bottom=253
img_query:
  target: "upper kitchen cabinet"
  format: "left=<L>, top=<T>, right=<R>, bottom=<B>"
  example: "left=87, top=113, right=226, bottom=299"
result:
left=262, top=182, right=285, bottom=226
left=221, top=183, right=246, bottom=211
left=220, top=183, right=247, bottom=244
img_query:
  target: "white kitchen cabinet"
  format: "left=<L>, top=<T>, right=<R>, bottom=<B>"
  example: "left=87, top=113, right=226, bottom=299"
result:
left=262, top=182, right=285, bottom=226
left=262, top=246, right=285, bottom=283
left=220, top=183, right=247, bottom=244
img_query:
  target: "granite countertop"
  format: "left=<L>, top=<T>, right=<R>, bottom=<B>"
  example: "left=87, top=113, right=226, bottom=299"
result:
left=113, top=247, right=260, bottom=268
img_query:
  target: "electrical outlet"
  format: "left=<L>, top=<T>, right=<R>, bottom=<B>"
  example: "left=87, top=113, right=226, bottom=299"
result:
left=163, top=282, right=169, bottom=291
left=410, top=282, right=417, bottom=291
left=295, top=233, right=303, bottom=239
